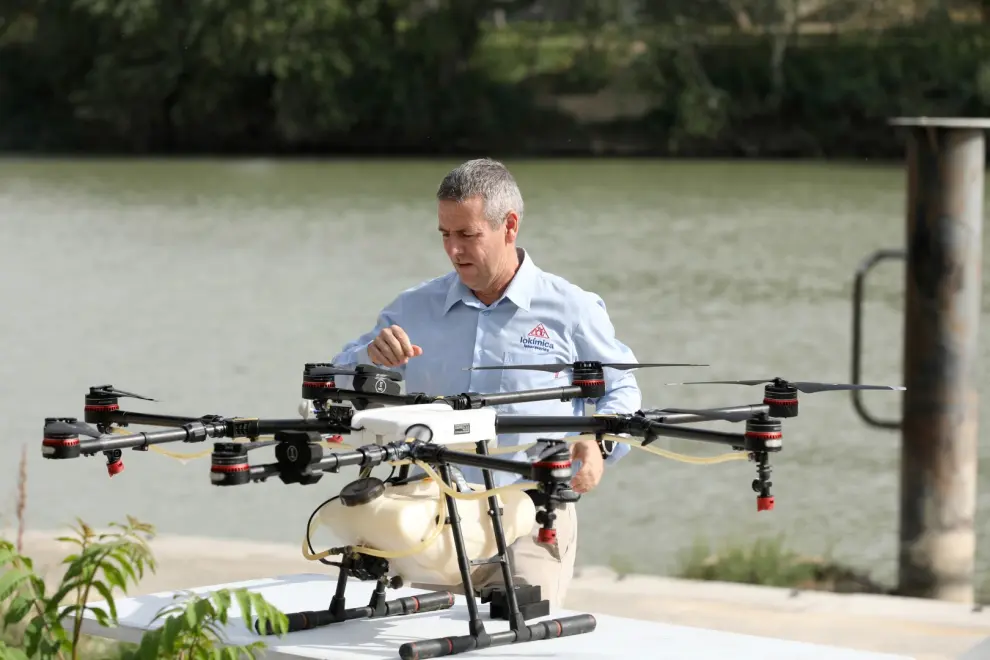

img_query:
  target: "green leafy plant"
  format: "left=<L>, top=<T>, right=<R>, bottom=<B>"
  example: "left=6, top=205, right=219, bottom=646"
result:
left=126, top=588, right=288, bottom=659
left=0, top=516, right=156, bottom=659
left=0, top=516, right=288, bottom=660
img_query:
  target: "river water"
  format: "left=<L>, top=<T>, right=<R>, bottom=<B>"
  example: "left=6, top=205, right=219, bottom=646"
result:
left=2, top=156, right=988, bottom=588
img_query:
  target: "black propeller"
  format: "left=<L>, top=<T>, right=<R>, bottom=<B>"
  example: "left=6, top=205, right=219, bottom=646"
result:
left=44, top=418, right=102, bottom=438
left=90, top=385, right=158, bottom=401
left=664, top=377, right=905, bottom=394
left=467, top=361, right=708, bottom=374
left=653, top=407, right=755, bottom=423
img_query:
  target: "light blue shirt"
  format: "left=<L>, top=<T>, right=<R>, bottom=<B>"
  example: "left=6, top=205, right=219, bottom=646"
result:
left=330, top=247, right=642, bottom=486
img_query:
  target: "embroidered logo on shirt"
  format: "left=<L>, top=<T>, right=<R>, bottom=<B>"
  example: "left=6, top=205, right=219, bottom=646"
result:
left=520, top=322, right=554, bottom=352
left=527, top=323, right=550, bottom=339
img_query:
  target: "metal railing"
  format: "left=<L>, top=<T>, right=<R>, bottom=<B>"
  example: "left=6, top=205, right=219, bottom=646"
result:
left=850, top=247, right=905, bottom=430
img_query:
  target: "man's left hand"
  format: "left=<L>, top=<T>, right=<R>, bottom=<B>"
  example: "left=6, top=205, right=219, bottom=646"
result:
left=569, top=437, right=604, bottom=494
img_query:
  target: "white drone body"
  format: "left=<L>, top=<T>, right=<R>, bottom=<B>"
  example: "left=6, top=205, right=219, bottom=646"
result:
left=348, top=403, right=498, bottom=449
left=307, top=402, right=539, bottom=586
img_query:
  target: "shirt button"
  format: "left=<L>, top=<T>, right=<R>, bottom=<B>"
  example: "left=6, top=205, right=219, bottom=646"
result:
left=482, top=311, right=491, bottom=316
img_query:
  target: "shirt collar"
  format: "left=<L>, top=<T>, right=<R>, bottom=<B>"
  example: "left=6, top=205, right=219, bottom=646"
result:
left=443, top=247, right=538, bottom=313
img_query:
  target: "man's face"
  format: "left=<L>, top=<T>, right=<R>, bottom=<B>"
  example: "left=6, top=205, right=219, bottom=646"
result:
left=438, top=196, right=517, bottom=293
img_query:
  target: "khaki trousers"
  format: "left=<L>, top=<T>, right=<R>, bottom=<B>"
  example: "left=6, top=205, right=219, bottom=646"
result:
left=411, top=503, right=578, bottom=610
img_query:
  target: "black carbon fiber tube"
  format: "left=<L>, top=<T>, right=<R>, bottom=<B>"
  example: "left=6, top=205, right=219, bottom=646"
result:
left=384, top=591, right=456, bottom=617
left=260, top=591, right=456, bottom=634
left=398, top=613, right=597, bottom=659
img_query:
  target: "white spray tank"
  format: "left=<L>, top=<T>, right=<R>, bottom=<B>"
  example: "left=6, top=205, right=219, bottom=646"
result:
left=317, top=474, right=537, bottom=586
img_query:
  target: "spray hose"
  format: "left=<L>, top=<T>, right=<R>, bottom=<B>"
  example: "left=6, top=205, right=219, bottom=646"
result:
left=301, top=433, right=747, bottom=562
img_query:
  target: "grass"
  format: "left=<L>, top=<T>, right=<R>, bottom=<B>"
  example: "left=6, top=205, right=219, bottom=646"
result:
left=671, top=535, right=890, bottom=594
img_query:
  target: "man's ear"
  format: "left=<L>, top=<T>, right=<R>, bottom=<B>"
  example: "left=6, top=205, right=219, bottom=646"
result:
left=504, top=211, right=519, bottom=243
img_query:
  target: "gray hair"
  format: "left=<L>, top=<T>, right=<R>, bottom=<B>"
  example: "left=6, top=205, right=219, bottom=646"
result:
left=436, top=158, right=524, bottom=229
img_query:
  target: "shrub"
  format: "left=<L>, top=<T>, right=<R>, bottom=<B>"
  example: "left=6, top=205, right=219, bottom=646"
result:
left=0, top=516, right=288, bottom=659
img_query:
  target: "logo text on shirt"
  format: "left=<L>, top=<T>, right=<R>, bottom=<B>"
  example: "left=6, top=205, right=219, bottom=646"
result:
left=520, top=323, right=554, bottom=352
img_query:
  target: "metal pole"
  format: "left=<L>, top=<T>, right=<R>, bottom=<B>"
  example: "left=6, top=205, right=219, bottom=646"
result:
left=889, top=116, right=990, bottom=603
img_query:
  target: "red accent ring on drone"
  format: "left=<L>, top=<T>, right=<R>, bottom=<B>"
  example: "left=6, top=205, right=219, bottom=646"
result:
left=302, top=381, right=337, bottom=388
left=43, top=437, right=80, bottom=447
left=764, top=398, right=798, bottom=406
left=744, top=431, right=783, bottom=439
left=107, top=460, right=124, bottom=476
left=573, top=379, right=605, bottom=385
left=532, top=460, right=571, bottom=469
left=757, top=496, right=775, bottom=511
left=538, top=528, right=557, bottom=543
left=85, top=404, right=120, bottom=411
left=211, top=463, right=249, bottom=472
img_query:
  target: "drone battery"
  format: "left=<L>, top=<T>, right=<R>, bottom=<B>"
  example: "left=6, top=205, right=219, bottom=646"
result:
left=484, top=585, right=549, bottom=621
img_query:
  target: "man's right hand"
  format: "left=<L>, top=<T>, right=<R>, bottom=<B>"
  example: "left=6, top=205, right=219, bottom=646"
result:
left=368, top=325, right=423, bottom=367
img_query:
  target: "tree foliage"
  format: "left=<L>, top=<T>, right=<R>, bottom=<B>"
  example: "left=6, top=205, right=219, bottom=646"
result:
left=0, top=0, right=987, bottom=157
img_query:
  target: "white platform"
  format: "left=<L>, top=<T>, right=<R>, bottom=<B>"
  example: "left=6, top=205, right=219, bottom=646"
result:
left=79, top=573, right=915, bottom=659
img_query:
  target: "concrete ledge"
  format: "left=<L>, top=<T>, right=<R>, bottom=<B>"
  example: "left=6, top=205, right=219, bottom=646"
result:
left=572, top=565, right=990, bottom=628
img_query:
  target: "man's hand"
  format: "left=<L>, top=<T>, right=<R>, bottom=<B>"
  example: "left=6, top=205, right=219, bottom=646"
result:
left=569, top=437, right=604, bottom=494
left=368, top=325, right=423, bottom=367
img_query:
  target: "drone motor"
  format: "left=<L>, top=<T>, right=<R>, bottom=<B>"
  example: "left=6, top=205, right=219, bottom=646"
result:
left=570, top=362, right=606, bottom=398
left=742, top=414, right=782, bottom=511
left=762, top=381, right=799, bottom=418
left=302, top=363, right=403, bottom=401
left=210, top=442, right=250, bottom=486
left=42, top=417, right=84, bottom=460
left=529, top=439, right=580, bottom=543
left=82, top=385, right=156, bottom=476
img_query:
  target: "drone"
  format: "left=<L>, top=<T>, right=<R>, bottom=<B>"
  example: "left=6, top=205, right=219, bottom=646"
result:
left=40, top=360, right=904, bottom=659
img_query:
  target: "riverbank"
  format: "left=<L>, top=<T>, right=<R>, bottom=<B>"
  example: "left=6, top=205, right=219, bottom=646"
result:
left=8, top=528, right=989, bottom=660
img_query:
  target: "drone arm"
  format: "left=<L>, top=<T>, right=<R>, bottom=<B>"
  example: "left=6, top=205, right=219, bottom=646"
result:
left=643, top=420, right=748, bottom=449
left=643, top=405, right=770, bottom=425
left=421, top=445, right=538, bottom=481
left=71, top=421, right=228, bottom=457
left=458, top=385, right=586, bottom=408
left=214, top=436, right=414, bottom=486
left=494, top=415, right=611, bottom=435
left=91, top=410, right=205, bottom=428
left=493, top=414, right=749, bottom=450
left=218, top=439, right=538, bottom=487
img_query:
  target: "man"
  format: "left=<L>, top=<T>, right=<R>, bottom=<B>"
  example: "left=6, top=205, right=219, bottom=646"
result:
left=329, top=157, right=641, bottom=608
